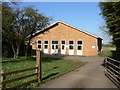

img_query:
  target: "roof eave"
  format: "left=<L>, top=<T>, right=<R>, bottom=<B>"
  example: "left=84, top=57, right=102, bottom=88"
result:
left=32, top=21, right=103, bottom=40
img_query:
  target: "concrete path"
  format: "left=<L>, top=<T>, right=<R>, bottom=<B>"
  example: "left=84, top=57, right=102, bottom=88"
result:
left=38, top=56, right=118, bottom=88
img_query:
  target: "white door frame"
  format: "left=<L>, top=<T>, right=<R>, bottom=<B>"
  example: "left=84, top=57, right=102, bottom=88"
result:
left=61, top=40, right=66, bottom=54
left=77, top=40, right=82, bottom=55
left=68, top=40, right=74, bottom=55
left=44, top=40, right=48, bottom=54
left=51, top=40, right=58, bottom=54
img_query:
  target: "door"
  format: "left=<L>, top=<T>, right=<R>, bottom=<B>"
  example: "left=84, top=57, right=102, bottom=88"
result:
left=69, top=40, right=74, bottom=55
left=77, top=40, right=82, bottom=55
left=44, top=40, right=48, bottom=53
left=51, top=40, right=58, bottom=54
left=61, top=40, right=66, bottom=54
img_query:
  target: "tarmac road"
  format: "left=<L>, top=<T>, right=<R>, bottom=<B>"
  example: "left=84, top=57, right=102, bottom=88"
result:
left=38, top=56, right=118, bottom=89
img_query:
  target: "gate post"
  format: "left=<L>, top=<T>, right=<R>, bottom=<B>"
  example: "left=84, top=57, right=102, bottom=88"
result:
left=1, top=70, right=6, bottom=89
left=36, top=50, right=42, bottom=82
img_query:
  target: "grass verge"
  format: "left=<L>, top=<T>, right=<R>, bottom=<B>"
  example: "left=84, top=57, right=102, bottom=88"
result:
left=2, top=56, right=83, bottom=89
left=100, top=50, right=113, bottom=57
left=100, top=50, right=120, bottom=60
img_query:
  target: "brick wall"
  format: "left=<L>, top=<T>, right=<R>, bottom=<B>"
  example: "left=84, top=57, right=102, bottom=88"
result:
left=30, top=22, right=98, bottom=56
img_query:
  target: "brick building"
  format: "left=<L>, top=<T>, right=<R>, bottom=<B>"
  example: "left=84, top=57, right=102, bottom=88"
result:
left=30, top=21, right=102, bottom=56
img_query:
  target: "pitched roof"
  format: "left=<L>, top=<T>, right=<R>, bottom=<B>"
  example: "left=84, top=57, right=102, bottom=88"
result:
left=32, top=21, right=102, bottom=39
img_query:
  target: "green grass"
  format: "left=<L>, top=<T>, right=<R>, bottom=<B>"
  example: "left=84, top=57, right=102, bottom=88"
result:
left=100, top=50, right=113, bottom=57
left=100, top=50, right=120, bottom=61
left=2, top=56, right=83, bottom=89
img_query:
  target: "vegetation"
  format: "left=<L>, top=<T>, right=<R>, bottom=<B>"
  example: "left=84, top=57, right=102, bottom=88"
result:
left=109, top=50, right=120, bottom=60
left=100, top=50, right=113, bottom=57
left=99, top=2, right=120, bottom=51
left=101, top=49, right=120, bottom=61
left=2, top=57, right=83, bottom=89
left=2, top=2, right=52, bottom=58
left=102, top=43, right=115, bottom=47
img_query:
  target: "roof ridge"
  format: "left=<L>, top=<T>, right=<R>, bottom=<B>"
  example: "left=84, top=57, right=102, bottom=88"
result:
left=56, top=21, right=99, bottom=38
left=32, top=21, right=102, bottom=39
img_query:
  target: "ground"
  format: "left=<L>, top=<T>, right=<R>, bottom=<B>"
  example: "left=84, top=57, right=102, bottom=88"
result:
left=38, top=55, right=117, bottom=88
left=2, top=56, right=83, bottom=88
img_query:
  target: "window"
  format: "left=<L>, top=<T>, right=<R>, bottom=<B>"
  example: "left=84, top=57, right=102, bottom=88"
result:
left=44, top=40, right=48, bottom=49
left=69, top=40, right=74, bottom=50
left=52, top=45, right=54, bottom=49
left=69, top=41, right=74, bottom=44
left=38, top=40, right=42, bottom=50
left=56, top=45, right=58, bottom=49
left=44, top=45, right=48, bottom=49
left=62, top=45, right=65, bottom=50
left=77, top=40, right=82, bottom=50
left=77, top=41, right=82, bottom=44
left=69, top=45, right=73, bottom=50
left=78, top=46, right=82, bottom=50
left=38, top=45, right=41, bottom=49
left=52, top=41, right=58, bottom=44
left=44, top=41, right=48, bottom=44
left=61, top=40, right=65, bottom=44
left=61, top=40, right=65, bottom=50
left=51, top=40, right=58, bottom=50
left=38, top=41, right=41, bottom=44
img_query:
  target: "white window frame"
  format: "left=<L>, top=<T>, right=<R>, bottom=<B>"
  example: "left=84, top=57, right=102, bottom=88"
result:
left=37, top=40, right=42, bottom=50
left=68, top=40, right=74, bottom=50
left=77, top=40, right=83, bottom=50
left=51, top=40, right=58, bottom=44
left=44, top=40, right=48, bottom=49
left=61, top=40, right=66, bottom=45
left=51, top=40, right=58, bottom=49
left=61, top=40, right=66, bottom=50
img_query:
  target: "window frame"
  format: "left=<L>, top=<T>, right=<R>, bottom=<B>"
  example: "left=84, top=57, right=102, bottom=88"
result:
left=51, top=40, right=58, bottom=44
left=61, top=40, right=66, bottom=44
left=62, top=45, right=65, bottom=50
left=69, top=40, right=74, bottom=44
left=44, top=40, right=48, bottom=44
left=68, top=40, right=74, bottom=50
left=61, top=40, right=66, bottom=50
left=44, top=40, right=48, bottom=49
left=37, top=40, right=42, bottom=50
left=51, top=40, right=58, bottom=50
left=77, top=41, right=82, bottom=44
left=77, top=40, right=82, bottom=50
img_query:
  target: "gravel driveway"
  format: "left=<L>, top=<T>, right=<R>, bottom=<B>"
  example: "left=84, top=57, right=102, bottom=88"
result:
left=38, top=55, right=118, bottom=88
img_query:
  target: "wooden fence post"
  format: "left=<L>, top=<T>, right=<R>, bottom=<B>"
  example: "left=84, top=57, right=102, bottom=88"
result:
left=104, top=58, right=107, bottom=75
left=36, top=50, right=42, bottom=82
left=1, top=70, right=6, bottom=89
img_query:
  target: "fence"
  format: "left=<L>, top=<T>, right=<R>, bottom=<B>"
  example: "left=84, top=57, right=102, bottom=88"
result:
left=104, top=57, right=120, bottom=88
left=1, top=67, right=38, bottom=89
left=1, top=50, right=42, bottom=89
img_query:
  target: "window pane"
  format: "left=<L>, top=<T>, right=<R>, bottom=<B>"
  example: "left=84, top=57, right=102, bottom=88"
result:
left=38, top=40, right=41, bottom=44
left=38, top=45, right=41, bottom=49
left=44, top=45, right=48, bottom=49
left=62, top=45, right=65, bottom=50
left=44, top=41, right=48, bottom=44
left=62, top=41, right=65, bottom=44
left=56, top=45, right=58, bottom=49
left=69, top=45, right=73, bottom=50
left=69, top=41, right=74, bottom=44
left=52, top=45, right=54, bottom=49
left=78, top=46, right=82, bottom=50
left=52, top=41, right=58, bottom=44
left=78, top=41, right=82, bottom=44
